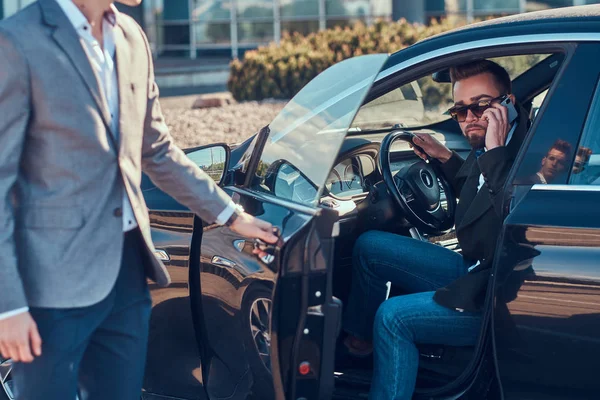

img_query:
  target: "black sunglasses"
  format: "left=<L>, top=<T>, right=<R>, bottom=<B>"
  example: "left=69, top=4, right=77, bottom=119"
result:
left=446, top=94, right=507, bottom=122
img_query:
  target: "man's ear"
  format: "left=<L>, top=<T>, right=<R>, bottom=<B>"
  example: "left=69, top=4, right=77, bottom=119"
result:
left=509, top=93, right=517, bottom=105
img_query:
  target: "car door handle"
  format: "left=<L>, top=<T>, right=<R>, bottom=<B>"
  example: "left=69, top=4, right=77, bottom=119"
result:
left=254, top=226, right=283, bottom=253
left=231, top=239, right=276, bottom=264
left=253, top=238, right=277, bottom=256
left=232, top=227, right=282, bottom=264
left=211, top=255, right=237, bottom=269
left=233, top=238, right=278, bottom=254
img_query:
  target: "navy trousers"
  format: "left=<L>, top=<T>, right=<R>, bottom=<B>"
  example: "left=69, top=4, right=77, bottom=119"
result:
left=13, top=230, right=152, bottom=400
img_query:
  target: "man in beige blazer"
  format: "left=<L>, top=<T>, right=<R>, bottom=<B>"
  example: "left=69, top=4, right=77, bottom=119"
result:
left=0, top=0, right=277, bottom=398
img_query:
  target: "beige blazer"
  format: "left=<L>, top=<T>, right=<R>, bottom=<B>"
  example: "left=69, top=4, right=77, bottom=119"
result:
left=0, top=0, right=232, bottom=313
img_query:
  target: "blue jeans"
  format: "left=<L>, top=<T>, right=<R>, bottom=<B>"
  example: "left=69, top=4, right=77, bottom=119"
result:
left=342, top=231, right=482, bottom=400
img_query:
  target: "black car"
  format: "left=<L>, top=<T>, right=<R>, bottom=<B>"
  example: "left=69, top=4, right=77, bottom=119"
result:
left=3, top=5, right=600, bottom=400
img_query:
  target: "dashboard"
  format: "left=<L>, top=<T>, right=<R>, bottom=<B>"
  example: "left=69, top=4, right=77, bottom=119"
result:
left=325, top=156, right=375, bottom=198
left=276, top=129, right=471, bottom=206
left=323, top=152, right=429, bottom=199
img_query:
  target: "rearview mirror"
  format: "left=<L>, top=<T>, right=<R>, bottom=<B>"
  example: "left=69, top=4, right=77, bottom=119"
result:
left=185, top=143, right=230, bottom=185
left=432, top=69, right=451, bottom=83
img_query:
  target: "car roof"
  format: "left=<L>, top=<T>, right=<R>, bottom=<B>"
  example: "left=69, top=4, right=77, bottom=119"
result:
left=385, top=4, right=600, bottom=69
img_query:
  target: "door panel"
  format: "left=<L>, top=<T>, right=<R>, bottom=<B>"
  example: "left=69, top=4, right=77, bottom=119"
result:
left=494, top=42, right=600, bottom=399
left=494, top=187, right=600, bottom=399
left=197, top=188, right=339, bottom=400
left=271, top=204, right=340, bottom=400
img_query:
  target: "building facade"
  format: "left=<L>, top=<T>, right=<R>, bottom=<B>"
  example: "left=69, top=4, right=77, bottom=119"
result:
left=1, top=0, right=599, bottom=61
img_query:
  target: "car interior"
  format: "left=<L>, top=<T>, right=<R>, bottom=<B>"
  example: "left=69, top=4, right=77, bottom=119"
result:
left=300, top=50, right=567, bottom=398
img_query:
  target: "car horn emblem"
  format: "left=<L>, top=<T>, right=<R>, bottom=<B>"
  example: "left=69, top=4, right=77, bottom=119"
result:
left=421, top=171, right=434, bottom=188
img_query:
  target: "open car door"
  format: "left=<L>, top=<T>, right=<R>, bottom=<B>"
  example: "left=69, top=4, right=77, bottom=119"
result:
left=490, top=43, right=600, bottom=400
left=196, top=54, right=389, bottom=400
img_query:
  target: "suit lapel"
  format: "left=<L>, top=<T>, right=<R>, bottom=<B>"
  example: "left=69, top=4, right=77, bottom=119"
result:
left=454, top=154, right=484, bottom=227
left=456, top=181, right=493, bottom=230
left=454, top=151, right=475, bottom=182
left=39, top=0, right=117, bottom=151
left=456, top=107, right=530, bottom=230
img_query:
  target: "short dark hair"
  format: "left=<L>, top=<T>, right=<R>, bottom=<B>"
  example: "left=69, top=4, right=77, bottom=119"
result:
left=450, top=60, right=512, bottom=95
left=549, top=139, right=573, bottom=157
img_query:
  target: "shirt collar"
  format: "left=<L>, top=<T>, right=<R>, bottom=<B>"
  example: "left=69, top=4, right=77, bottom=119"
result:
left=105, top=5, right=119, bottom=27
left=55, top=0, right=119, bottom=31
left=536, top=172, right=548, bottom=184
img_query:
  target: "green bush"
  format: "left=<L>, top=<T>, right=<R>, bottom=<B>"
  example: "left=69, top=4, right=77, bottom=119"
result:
left=228, top=17, right=548, bottom=102
left=228, top=18, right=466, bottom=101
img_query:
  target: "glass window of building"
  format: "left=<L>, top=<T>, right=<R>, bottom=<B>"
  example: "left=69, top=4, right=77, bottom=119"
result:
left=2, top=0, right=597, bottom=61
left=280, top=0, right=320, bottom=36
left=192, top=0, right=232, bottom=45
left=237, top=0, right=275, bottom=44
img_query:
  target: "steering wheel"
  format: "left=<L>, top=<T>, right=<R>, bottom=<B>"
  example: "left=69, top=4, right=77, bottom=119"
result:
left=379, top=130, right=457, bottom=235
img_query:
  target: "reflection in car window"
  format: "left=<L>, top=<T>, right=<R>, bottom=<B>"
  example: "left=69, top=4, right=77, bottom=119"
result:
left=570, top=80, right=600, bottom=186
left=516, top=140, right=573, bottom=185
left=249, top=54, right=389, bottom=206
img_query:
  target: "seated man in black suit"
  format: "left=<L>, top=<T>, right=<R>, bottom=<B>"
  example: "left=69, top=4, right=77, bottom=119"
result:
left=340, top=60, right=530, bottom=400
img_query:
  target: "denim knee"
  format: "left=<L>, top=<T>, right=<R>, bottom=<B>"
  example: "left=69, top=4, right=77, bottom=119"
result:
left=374, top=300, right=409, bottom=343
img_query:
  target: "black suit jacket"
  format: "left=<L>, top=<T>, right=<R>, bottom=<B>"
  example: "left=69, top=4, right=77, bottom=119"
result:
left=433, top=107, right=530, bottom=312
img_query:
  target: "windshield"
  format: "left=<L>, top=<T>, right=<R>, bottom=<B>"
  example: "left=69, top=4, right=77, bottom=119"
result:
left=248, top=54, right=389, bottom=206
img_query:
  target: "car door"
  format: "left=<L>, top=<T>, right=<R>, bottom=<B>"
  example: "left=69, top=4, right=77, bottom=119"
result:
left=195, top=54, right=390, bottom=400
left=492, top=42, right=600, bottom=399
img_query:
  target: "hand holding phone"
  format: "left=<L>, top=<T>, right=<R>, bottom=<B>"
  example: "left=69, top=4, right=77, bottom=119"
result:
left=482, top=94, right=517, bottom=150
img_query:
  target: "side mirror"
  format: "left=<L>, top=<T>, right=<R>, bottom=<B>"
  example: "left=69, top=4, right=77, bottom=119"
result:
left=185, top=143, right=230, bottom=185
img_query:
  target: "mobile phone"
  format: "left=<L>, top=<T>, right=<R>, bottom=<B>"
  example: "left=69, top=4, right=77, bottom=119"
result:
left=499, top=95, right=518, bottom=124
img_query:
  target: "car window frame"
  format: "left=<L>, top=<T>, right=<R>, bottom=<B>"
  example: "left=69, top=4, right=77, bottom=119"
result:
left=509, top=42, right=600, bottom=189
left=567, top=76, right=600, bottom=186
left=235, top=39, right=588, bottom=213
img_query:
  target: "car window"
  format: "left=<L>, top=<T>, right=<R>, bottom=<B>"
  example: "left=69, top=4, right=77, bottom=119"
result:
left=512, top=48, right=598, bottom=187
left=570, top=80, right=600, bottom=186
left=351, top=54, right=551, bottom=131
left=248, top=54, right=389, bottom=207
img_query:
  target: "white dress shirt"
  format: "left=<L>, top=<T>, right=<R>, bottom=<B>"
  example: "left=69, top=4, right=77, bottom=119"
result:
left=0, top=1, right=235, bottom=322
left=535, top=172, right=548, bottom=184
left=55, top=0, right=138, bottom=233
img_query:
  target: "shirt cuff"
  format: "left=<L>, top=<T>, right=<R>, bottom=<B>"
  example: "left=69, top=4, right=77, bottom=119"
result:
left=468, top=260, right=481, bottom=272
left=215, top=200, right=237, bottom=225
left=0, top=307, right=29, bottom=321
